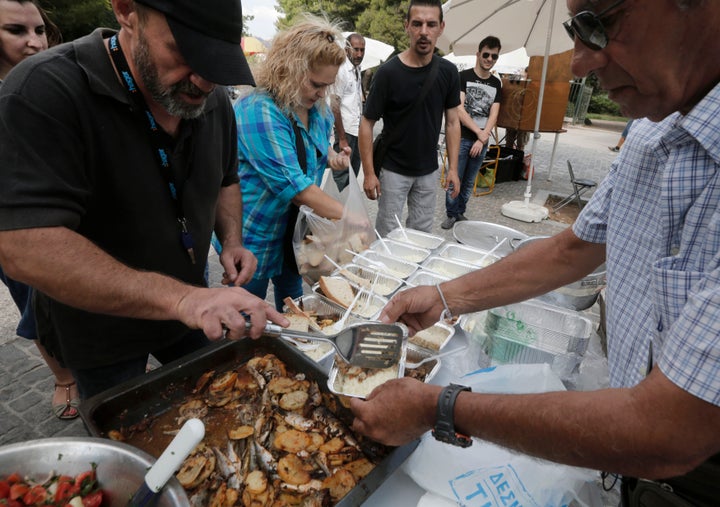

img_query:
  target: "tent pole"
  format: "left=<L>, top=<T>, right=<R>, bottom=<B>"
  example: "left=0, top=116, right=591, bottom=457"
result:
left=501, top=0, right=556, bottom=222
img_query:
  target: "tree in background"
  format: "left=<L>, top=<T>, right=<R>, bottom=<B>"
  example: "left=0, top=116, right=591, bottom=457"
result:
left=277, top=0, right=408, bottom=52
left=39, top=0, right=116, bottom=42
left=355, top=0, right=408, bottom=52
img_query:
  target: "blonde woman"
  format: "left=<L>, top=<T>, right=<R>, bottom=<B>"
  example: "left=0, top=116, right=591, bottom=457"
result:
left=233, top=16, right=350, bottom=310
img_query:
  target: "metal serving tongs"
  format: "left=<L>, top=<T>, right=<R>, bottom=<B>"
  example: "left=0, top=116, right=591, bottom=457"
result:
left=260, top=321, right=406, bottom=369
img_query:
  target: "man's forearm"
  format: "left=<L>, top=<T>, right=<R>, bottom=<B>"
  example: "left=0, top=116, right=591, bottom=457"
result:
left=0, top=227, right=192, bottom=321
left=444, top=228, right=606, bottom=316
left=214, top=183, right=244, bottom=248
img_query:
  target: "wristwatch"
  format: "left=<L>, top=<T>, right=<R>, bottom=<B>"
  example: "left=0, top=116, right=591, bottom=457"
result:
left=432, top=383, right=472, bottom=447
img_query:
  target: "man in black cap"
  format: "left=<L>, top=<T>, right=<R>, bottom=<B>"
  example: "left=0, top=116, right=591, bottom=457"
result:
left=0, top=0, right=289, bottom=399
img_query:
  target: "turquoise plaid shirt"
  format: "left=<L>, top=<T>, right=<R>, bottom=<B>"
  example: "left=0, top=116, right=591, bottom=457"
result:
left=235, top=91, right=333, bottom=279
left=573, top=82, right=720, bottom=406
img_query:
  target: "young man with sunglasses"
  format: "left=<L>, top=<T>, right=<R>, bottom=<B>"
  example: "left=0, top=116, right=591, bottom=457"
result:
left=441, top=36, right=502, bottom=229
left=351, top=0, right=720, bottom=503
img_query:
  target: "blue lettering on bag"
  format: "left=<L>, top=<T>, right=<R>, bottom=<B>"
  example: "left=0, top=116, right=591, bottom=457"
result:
left=450, top=465, right=535, bottom=507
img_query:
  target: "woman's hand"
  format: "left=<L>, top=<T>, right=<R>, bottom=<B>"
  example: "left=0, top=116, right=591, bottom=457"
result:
left=328, top=146, right=351, bottom=171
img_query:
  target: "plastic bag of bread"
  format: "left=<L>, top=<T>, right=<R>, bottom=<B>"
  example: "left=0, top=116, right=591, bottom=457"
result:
left=293, top=169, right=373, bottom=285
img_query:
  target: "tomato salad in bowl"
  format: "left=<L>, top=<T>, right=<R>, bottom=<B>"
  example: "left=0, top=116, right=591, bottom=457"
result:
left=0, top=466, right=103, bottom=507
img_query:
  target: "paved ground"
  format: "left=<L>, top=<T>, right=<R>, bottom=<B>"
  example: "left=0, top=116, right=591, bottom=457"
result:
left=0, top=121, right=622, bottom=495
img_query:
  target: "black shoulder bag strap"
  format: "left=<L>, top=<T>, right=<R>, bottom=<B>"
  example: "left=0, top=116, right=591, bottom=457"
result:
left=282, top=120, right=307, bottom=272
left=375, top=56, right=441, bottom=168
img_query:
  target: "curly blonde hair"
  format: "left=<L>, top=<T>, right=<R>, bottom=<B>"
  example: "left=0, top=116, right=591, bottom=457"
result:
left=256, top=15, right=346, bottom=113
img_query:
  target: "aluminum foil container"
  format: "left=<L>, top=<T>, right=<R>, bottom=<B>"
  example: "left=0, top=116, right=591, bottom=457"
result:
left=386, top=227, right=445, bottom=251
left=405, top=269, right=450, bottom=287
left=407, top=321, right=455, bottom=352
left=369, top=239, right=432, bottom=264
left=282, top=293, right=363, bottom=368
left=483, top=300, right=593, bottom=377
left=354, top=250, right=418, bottom=279
left=436, top=243, right=500, bottom=268
left=401, top=344, right=441, bottom=383
left=312, top=276, right=389, bottom=320
left=334, top=264, right=404, bottom=297
left=422, top=255, right=477, bottom=279
left=327, top=348, right=407, bottom=399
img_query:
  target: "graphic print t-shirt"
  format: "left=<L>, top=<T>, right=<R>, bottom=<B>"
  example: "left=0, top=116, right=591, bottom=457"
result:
left=459, top=68, right=502, bottom=140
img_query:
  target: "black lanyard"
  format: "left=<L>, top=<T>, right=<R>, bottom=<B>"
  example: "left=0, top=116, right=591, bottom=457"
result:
left=108, top=34, right=196, bottom=264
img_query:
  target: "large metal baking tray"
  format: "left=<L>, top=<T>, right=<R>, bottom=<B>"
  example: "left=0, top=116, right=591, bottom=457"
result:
left=79, top=336, right=419, bottom=506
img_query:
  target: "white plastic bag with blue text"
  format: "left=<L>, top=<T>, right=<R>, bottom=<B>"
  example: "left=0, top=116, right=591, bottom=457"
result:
left=402, top=364, right=603, bottom=507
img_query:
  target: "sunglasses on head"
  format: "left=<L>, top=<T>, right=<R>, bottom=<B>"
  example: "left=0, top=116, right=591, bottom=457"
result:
left=563, top=0, right=626, bottom=51
left=481, top=52, right=499, bottom=61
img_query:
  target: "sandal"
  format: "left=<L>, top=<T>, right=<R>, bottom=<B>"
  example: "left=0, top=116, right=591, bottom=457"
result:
left=53, top=382, right=80, bottom=420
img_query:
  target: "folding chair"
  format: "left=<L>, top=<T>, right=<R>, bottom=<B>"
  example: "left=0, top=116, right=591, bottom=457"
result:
left=552, top=160, right=597, bottom=212
left=473, top=144, right=501, bottom=196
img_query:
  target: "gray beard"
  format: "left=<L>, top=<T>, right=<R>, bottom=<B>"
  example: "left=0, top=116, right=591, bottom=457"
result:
left=133, top=33, right=208, bottom=119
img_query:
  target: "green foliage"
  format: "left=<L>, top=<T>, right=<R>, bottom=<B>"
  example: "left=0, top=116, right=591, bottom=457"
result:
left=40, top=0, right=117, bottom=42
left=276, top=0, right=371, bottom=32
left=243, top=15, right=254, bottom=37
left=277, top=0, right=404, bottom=52
left=356, top=0, right=407, bottom=51
left=588, top=93, right=622, bottom=116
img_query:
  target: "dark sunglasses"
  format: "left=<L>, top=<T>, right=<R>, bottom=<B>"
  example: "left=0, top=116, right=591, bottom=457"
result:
left=481, top=52, right=499, bottom=61
left=563, top=0, right=626, bottom=50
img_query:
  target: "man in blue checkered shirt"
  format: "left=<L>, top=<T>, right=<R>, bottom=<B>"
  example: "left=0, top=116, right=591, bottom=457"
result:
left=350, top=0, right=720, bottom=496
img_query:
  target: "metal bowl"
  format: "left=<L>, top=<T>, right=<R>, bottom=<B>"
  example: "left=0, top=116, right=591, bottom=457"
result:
left=514, top=236, right=607, bottom=311
left=452, top=221, right=527, bottom=256
left=0, top=437, right=189, bottom=507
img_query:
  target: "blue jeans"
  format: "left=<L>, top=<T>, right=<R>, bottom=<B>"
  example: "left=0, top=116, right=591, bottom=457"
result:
left=332, top=133, right=361, bottom=192
left=0, top=266, right=36, bottom=339
left=445, top=138, right=488, bottom=217
left=243, top=260, right=303, bottom=312
left=71, top=329, right=211, bottom=399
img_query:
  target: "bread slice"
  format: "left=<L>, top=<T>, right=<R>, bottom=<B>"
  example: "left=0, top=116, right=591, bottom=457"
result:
left=409, top=324, right=451, bottom=351
left=285, top=314, right=310, bottom=332
left=283, top=297, right=322, bottom=331
left=319, top=276, right=355, bottom=308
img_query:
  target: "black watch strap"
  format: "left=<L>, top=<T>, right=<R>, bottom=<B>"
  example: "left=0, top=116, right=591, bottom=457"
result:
left=432, top=383, right=472, bottom=447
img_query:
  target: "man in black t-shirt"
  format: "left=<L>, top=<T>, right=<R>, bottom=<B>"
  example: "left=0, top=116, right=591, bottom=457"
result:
left=442, top=36, right=503, bottom=229
left=359, top=0, right=461, bottom=237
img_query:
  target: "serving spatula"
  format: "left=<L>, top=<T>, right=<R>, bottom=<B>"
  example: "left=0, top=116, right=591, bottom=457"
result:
left=263, top=321, right=406, bottom=369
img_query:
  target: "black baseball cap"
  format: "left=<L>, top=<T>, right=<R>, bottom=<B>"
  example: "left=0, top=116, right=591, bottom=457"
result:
left=135, top=0, right=255, bottom=86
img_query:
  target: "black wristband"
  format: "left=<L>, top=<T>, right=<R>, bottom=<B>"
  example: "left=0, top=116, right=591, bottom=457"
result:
left=432, top=383, right=472, bottom=447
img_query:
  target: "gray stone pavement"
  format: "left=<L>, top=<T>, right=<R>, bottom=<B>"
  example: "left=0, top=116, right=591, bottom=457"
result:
left=0, top=121, right=622, bottom=445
